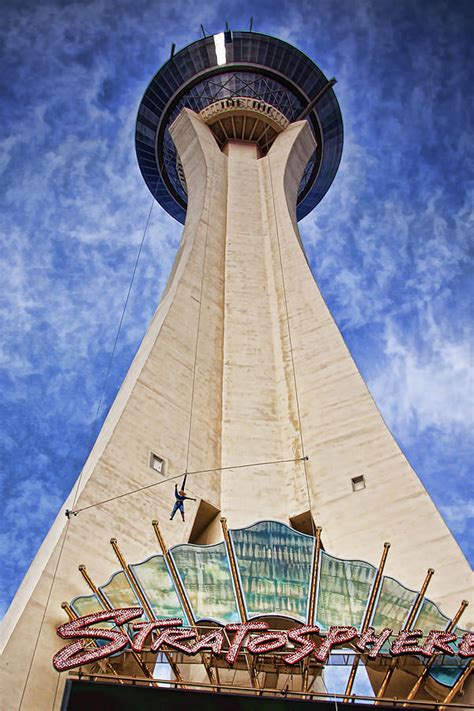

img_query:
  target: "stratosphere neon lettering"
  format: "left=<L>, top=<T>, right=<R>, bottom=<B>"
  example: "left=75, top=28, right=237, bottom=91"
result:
left=52, top=607, right=474, bottom=672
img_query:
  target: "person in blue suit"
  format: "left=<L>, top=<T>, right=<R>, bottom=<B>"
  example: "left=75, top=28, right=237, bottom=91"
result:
left=170, top=484, right=196, bottom=522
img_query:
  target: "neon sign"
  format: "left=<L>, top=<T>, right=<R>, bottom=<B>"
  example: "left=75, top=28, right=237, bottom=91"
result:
left=52, top=607, right=474, bottom=672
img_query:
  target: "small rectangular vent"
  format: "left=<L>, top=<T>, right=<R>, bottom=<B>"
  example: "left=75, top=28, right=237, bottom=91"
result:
left=150, top=453, right=165, bottom=474
left=351, top=475, right=366, bottom=492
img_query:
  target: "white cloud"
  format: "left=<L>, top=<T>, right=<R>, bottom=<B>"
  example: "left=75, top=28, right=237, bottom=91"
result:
left=439, top=497, right=474, bottom=537
left=370, top=310, right=473, bottom=441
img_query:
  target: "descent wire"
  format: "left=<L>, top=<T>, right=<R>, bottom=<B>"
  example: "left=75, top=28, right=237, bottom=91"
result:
left=267, top=158, right=316, bottom=538
left=89, top=197, right=155, bottom=446
left=68, top=456, right=308, bottom=516
left=19, top=194, right=155, bottom=710
left=184, top=153, right=215, bottom=477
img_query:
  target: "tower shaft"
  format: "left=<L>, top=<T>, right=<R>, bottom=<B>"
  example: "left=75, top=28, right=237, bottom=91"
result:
left=0, top=109, right=471, bottom=710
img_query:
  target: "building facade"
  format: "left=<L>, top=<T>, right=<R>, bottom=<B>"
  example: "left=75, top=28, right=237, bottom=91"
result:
left=1, top=31, right=472, bottom=710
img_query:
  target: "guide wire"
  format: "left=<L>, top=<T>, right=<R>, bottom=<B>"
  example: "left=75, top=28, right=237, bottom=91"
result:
left=18, top=515, right=72, bottom=711
left=68, top=456, right=308, bottom=516
left=184, top=153, right=215, bottom=478
left=267, top=158, right=316, bottom=538
left=18, top=194, right=155, bottom=711
left=89, top=197, right=155, bottom=447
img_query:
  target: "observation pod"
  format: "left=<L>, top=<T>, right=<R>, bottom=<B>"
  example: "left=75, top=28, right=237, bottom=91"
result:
left=135, top=30, right=343, bottom=222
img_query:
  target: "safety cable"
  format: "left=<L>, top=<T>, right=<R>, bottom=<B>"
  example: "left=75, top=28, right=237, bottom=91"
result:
left=67, top=456, right=308, bottom=516
left=90, top=197, right=155, bottom=445
left=19, top=195, right=155, bottom=711
left=21, top=145, right=315, bottom=708
left=267, top=159, right=315, bottom=537
left=184, top=154, right=215, bottom=476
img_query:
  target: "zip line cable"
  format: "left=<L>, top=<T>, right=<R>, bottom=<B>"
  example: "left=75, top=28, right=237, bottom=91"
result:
left=19, top=195, right=155, bottom=710
left=268, top=159, right=316, bottom=538
left=68, top=456, right=309, bottom=516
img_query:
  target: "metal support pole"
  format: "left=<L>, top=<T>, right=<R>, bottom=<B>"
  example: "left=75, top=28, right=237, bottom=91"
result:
left=403, top=599, right=469, bottom=706
left=303, top=526, right=322, bottom=692
left=110, top=538, right=184, bottom=684
left=439, top=660, right=473, bottom=708
left=295, top=79, right=337, bottom=121
left=344, top=542, right=391, bottom=702
left=78, top=564, right=109, bottom=609
left=151, top=520, right=217, bottom=688
left=78, top=564, right=154, bottom=680
left=220, top=517, right=247, bottom=622
left=307, top=526, right=322, bottom=625
left=376, top=568, right=434, bottom=702
left=151, top=521, right=195, bottom=624
left=405, top=569, right=435, bottom=631
left=220, top=517, right=260, bottom=690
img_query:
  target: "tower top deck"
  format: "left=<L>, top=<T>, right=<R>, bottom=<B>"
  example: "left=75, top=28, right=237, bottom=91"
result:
left=135, top=30, right=343, bottom=223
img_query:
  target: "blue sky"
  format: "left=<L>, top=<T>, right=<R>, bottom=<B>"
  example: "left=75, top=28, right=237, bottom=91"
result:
left=0, top=0, right=472, bottom=618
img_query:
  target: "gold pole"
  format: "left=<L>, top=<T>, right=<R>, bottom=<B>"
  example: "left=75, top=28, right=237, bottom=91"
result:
left=220, top=517, right=247, bottom=622
left=78, top=564, right=155, bottom=680
left=110, top=539, right=155, bottom=622
left=403, top=599, right=469, bottom=706
left=109, top=538, right=184, bottom=684
left=405, top=569, right=434, bottom=630
left=151, top=520, right=216, bottom=688
left=78, top=564, right=109, bottom=609
left=220, top=517, right=260, bottom=690
left=151, top=522, right=195, bottom=625
left=439, top=660, right=473, bottom=709
left=376, top=568, right=434, bottom=702
left=61, top=601, right=78, bottom=622
left=344, top=542, right=391, bottom=702
left=307, top=526, right=322, bottom=626
left=303, top=526, right=322, bottom=692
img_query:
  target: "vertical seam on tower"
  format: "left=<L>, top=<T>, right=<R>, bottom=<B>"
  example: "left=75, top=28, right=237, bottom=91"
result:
left=267, top=156, right=315, bottom=535
left=184, top=151, right=216, bottom=476
left=258, top=155, right=294, bottom=509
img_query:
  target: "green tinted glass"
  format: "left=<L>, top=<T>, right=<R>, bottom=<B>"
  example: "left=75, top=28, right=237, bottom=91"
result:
left=131, top=555, right=186, bottom=622
left=414, top=598, right=450, bottom=633
left=372, top=576, right=417, bottom=630
left=230, top=521, right=314, bottom=621
left=99, top=570, right=139, bottom=610
left=171, top=542, right=239, bottom=623
left=71, top=594, right=103, bottom=618
left=70, top=594, right=114, bottom=633
left=316, top=551, right=376, bottom=630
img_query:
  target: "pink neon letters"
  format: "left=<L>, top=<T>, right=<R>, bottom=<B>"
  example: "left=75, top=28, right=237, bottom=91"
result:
left=53, top=607, right=474, bottom=672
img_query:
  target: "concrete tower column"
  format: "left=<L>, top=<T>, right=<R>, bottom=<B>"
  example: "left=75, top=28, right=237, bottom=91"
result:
left=1, top=106, right=472, bottom=710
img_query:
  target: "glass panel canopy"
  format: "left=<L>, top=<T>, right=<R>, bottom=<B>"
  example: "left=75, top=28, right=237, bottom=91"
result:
left=66, top=520, right=465, bottom=689
left=70, top=593, right=103, bottom=618
left=316, top=551, right=376, bottom=631
left=414, top=598, right=450, bottom=633
left=99, top=570, right=139, bottom=611
left=130, top=555, right=186, bottom=622
left=230, top=520, right=314, bottom=621
left=372, top=576, right=417, bottom=630
left=171, top=542, right=239, bottom=623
